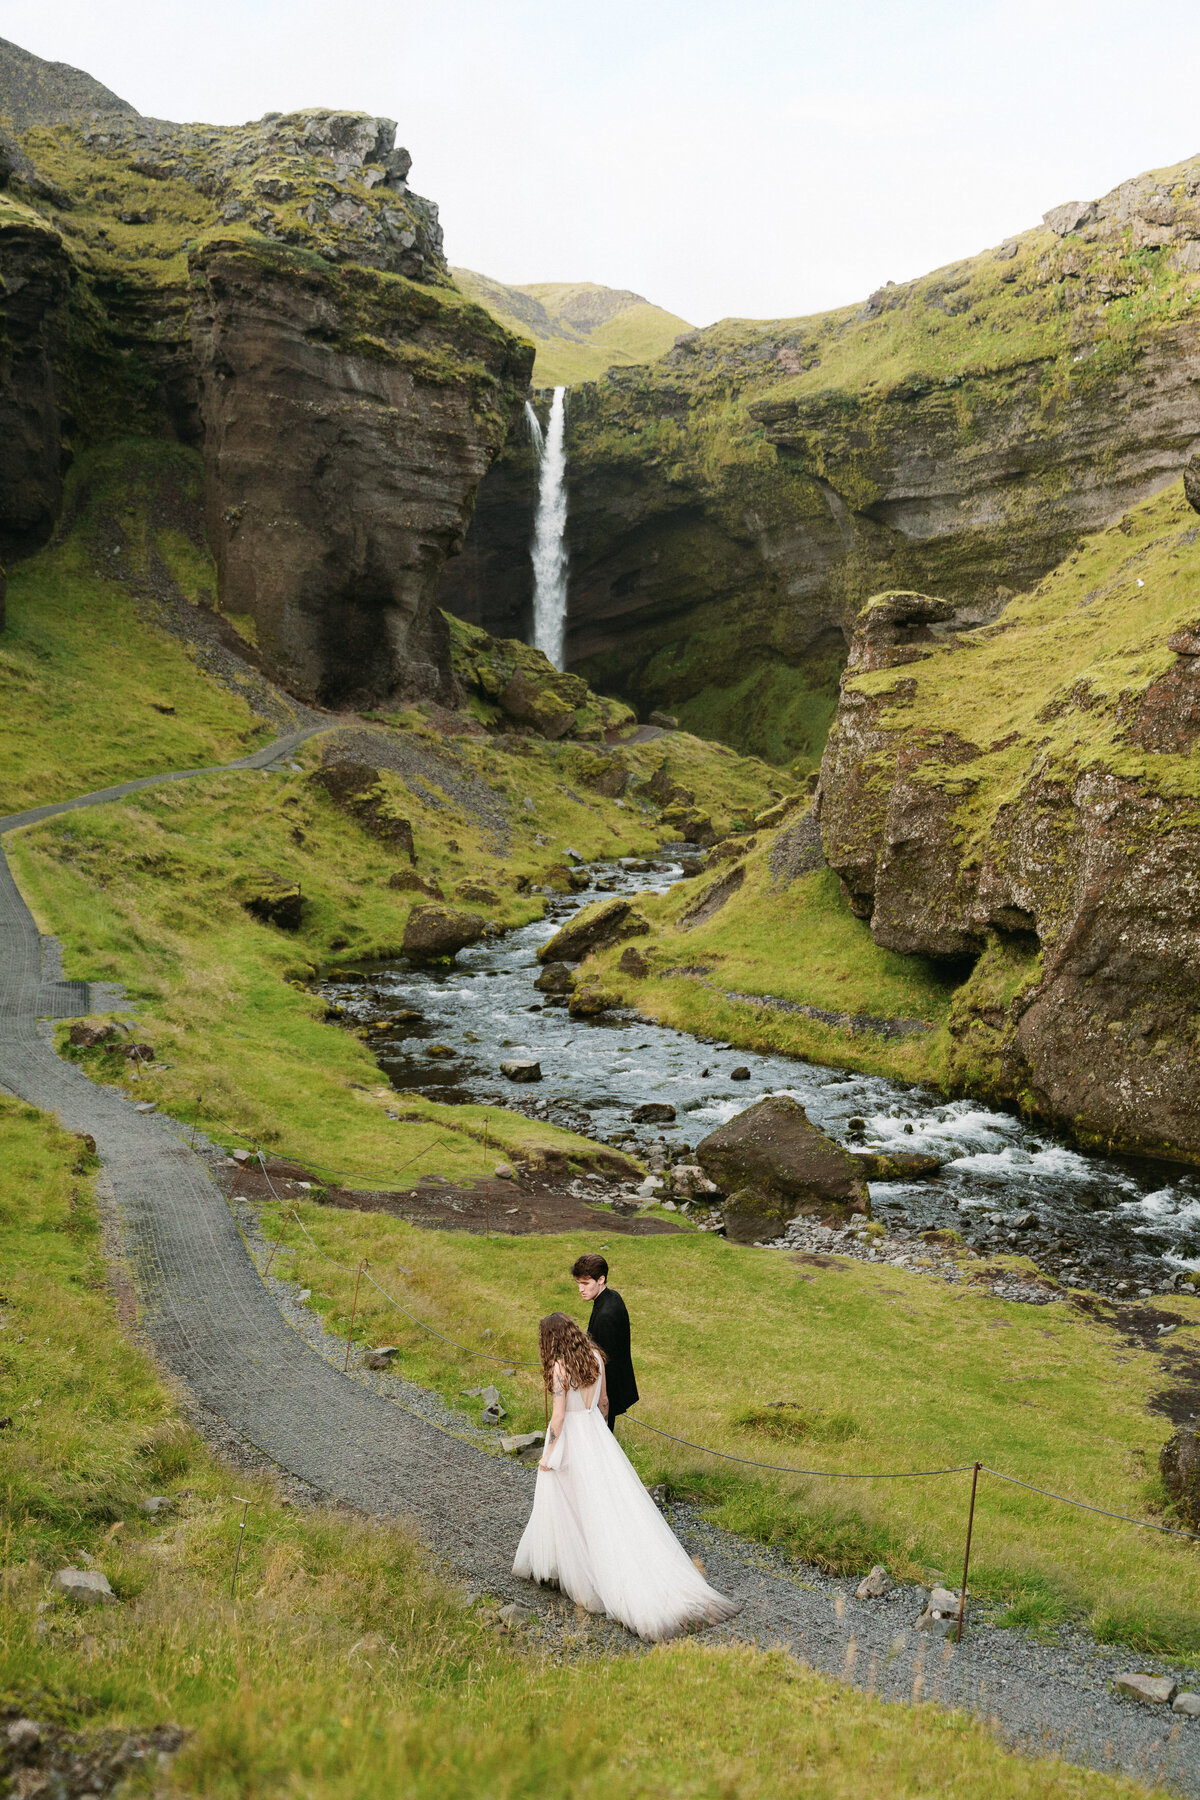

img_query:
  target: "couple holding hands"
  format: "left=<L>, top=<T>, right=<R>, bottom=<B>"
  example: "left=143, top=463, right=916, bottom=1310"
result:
left=513, top=1253, right=738, bottom=1642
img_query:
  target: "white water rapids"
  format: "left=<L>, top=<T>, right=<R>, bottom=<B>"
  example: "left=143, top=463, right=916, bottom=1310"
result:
left=526, top=386, right=569, bottom=669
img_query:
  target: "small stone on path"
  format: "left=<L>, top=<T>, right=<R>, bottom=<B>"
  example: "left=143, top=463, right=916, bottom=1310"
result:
left=856, top=1565, right=891, bottom=1599
left=1114, top=1673, right=1178, bottom=1705
left=1173, top=1691, right=1200, bottom=1716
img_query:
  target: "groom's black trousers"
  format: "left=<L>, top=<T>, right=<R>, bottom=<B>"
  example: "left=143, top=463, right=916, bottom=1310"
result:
left=608, top=1408, right=625, bottom=1435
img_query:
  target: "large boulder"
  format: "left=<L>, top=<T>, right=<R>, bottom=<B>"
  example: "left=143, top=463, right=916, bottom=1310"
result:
left=402, top=905, right=487, bottom=960
left=1160, top=1425, right=1200, bottom=1525
left=537, top=897, right=648, bottom=964
left=697, top=1096, right=870, bottom=1244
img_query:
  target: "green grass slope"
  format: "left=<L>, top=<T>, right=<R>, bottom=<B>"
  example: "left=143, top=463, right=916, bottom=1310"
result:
left=451, top=268, right=691, bottom=385
left=0, top=1093, right=1171, bottom=1798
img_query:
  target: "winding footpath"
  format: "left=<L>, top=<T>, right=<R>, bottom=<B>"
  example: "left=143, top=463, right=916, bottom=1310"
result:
left=3, top=733, right=1199, bottom=1795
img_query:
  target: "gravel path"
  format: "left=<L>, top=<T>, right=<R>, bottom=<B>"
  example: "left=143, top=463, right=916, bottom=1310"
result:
left=3, top=737, right=1200, bottom=1793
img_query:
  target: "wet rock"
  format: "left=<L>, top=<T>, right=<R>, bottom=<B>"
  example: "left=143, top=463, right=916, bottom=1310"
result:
left=730, top=1066, right=751, bottom=1081
left=537, top=897, right=648, bottom=963
left=632, top=1102, right=676, bottom=1124
left=402, top=904, right=487, bottom=960
left=68, top=1022, right=119, bottom=1049
left=426, top=1043, right=457, bottom=1059
left=855, top=1565, right=891, bottom=1599
left=567, top=986, right=618, bottom=1017
left=361, top=1345, right=399, bottom=1369
left=53, top=1567, right=117, bottom=1606
left=697, top=1095, right=870, bottom=1245
left=1114, top=1673, right=1177, bottom=1706
left=387, top=870, right=444, bottom=898
left=850, top=1150, right=945, bottom=1179
left=534, top=961, right=576, bottom=995
left=501, top=1060, right=542, bottom=1082
left=1159, top=1425, right=1200, bottom=1525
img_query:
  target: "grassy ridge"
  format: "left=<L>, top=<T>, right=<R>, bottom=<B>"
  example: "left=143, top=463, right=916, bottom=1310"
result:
left=260, top=1195, right=1200, bottom=1658
left=3, top=1093, right=1160, bottom=1799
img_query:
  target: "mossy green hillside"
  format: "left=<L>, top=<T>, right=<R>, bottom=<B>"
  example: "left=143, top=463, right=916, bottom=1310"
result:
left=6, top=1094, right=1162, bottom=1800
left=579, top=853, right=956, bottom=1083
left=0, top=441, right=277, bottom=812
left=557, top=152, right=1200, bottom=760
left=451, top=268, right=692, bottom=385
left=265, top=1189, right=1200, bottom=1659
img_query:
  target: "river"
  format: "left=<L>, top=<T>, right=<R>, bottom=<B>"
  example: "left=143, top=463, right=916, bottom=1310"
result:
left=317, top=856, right=1200, bottom=1298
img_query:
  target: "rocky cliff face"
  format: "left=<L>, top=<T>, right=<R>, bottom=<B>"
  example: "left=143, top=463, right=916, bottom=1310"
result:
left=817, top=481, right=1200, bottom=1163
left=441, top=152, right=1200, bottom=763
left=0, top=42, right=532, bottom=703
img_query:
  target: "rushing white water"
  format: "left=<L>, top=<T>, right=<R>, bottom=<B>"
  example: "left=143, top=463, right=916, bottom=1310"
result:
left=528, top=386, right=569, bottom=669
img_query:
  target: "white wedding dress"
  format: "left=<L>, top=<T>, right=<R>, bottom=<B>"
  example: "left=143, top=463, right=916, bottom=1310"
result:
left=513, top=1353, right=739, bottom=1641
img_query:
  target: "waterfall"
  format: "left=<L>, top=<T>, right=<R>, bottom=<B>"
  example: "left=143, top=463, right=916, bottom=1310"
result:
left=528, top=386, right=569, bottom=670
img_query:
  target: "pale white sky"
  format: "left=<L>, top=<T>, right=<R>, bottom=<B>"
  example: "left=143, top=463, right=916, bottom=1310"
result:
left=7, top=1, right=1200, bottom=326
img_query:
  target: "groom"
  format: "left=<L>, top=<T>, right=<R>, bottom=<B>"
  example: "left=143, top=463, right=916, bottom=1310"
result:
left=572, top=1252, right=638, bottom=1432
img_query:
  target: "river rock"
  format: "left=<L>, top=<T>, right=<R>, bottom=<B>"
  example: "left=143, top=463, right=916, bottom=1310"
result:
left=402, top=904, right=487, bottom=960
left=697, top=1096, right=870, bottom=1244
left=730, top=1066, right=751, bottom=1081
left=850, top=1150, right=945, bottom=1179
left=537, top=897, right=648, bottom=963
left=535, top=961, right=576, bottom=995
left=855, top=1565, right=891, bottom=1599
left=53, top=1567, right=116, bottom=1606
left=501, top=1059, right=541, bottom=1082
left=1114, top=1673, right=1178, bottom=1706
left=568, top=984, right=618, bottom=1018
left=1159, top=1425, right=1200, bottom=1525
left=633, top=1102, right=676, bottom=1124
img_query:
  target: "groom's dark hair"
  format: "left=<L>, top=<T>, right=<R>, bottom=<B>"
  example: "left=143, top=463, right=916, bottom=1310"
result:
left=571, top=1253, right=608, bottom=1282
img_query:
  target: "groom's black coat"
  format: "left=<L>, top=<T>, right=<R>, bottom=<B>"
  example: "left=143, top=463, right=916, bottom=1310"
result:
left=587, top=1285, right=639, bottom=1417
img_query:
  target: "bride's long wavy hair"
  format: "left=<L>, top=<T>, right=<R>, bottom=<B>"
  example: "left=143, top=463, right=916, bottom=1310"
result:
left=539, top=1312, right=604, bottom=1392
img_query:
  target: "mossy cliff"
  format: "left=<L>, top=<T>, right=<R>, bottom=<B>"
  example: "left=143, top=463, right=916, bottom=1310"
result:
left=442, top=153, right=1200, bottom=765
left=0, top=37, right=532, bottom=700
left=818, top=478, right=1200, bottom=1162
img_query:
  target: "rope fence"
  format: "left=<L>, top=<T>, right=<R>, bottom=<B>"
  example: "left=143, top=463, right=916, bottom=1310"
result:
left=240, top=1153, right=1200, bottom=1641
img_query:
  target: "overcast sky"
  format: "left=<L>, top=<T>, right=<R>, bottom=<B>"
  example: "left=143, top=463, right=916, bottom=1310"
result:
left=9, top=1, right=1200, bottom=326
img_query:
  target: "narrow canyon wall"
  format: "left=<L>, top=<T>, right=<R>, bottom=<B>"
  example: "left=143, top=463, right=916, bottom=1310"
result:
left=442, top=153, right=1200, bottom=762
left=0, top=43, right=532, bottom=702
left=817, top=476, right=1200, bottom=1163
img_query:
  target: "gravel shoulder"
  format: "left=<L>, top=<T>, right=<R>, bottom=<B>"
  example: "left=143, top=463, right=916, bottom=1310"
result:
left=3, top=736, right=1200, bottom=1793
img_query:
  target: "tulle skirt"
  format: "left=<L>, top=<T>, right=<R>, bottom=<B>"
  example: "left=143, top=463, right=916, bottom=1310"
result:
left=513, top=1407, right=739, bottom=1641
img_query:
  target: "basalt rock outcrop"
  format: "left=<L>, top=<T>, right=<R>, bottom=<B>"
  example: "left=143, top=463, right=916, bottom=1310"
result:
left=0, top=39, right=531, bottom=705
left=440, top=153, right=1200, bottom=762
left=817, top=482, right=1200, bottom=1163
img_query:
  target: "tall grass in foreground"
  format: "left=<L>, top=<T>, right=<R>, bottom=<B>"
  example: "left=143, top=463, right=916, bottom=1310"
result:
left=0, top=1095, right=1167, bottom=1798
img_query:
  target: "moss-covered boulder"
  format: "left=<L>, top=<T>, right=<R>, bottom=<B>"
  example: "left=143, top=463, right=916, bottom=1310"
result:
left=402, top=904, right=487, bottom=960
left=537, top=897, right=648, bottom=964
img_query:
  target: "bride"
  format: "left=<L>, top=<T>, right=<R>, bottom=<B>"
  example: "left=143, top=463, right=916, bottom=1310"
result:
left=513, top=1312, right=739, bottom=1640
